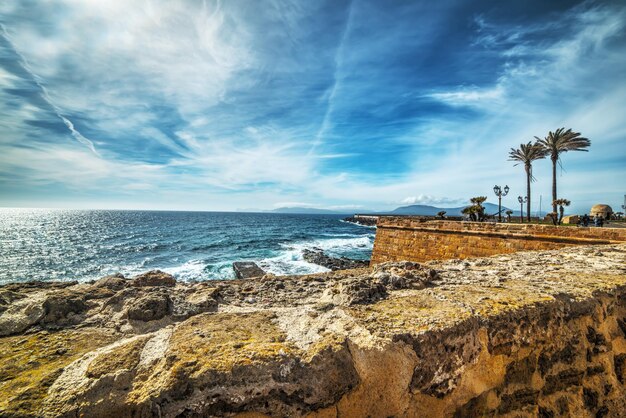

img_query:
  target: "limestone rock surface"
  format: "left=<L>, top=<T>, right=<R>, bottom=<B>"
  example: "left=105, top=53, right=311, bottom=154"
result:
left=1, top=244, right=626, bottom=417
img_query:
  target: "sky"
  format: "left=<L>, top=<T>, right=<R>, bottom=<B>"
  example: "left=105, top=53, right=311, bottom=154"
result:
left=0, top=0, right=625, bottom=214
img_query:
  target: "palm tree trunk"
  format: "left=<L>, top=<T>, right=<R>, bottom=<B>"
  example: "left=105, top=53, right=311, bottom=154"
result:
left=552, top=156, right=557, bottom=213
left=526, top=165, right=531, bottom=222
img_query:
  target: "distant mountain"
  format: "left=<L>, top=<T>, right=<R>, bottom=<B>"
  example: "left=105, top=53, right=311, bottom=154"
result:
left=268, top=207, right=345, bottom=214
left=387, top=202, right=512, bottom=217
left=268, top=203, right=516, bottom=216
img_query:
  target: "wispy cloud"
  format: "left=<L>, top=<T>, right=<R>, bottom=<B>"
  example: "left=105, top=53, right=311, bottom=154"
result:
left=0, top=0, right=624, bottom=212
left=0, top=23, right=98, bottom=154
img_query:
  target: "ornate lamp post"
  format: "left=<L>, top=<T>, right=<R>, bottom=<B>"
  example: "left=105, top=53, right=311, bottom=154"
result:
left=518, top=196, right=527, bottom=223
left=493, top=185, right=509, bottom=222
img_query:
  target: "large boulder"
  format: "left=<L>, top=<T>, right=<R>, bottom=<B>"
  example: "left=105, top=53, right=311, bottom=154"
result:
left=131, top=270, right=176, bottom=287
left=302, top=249, right=369, bottom=271
left=42, top=290, right=88, bottom=324
left=0, top=297, right=46, bottom=336
left=126, top=292, right=171, bottom=321
left=92, top=273, right=127, bottom=290
left=233, top=262, right=265, bottom=279
left=321, top=261, right=436, bottom=306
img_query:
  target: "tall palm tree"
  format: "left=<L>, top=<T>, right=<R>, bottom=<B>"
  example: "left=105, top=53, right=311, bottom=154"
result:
left=536, top=128, right=590, bottom=213
left=509, top=142, right=548, bottom=222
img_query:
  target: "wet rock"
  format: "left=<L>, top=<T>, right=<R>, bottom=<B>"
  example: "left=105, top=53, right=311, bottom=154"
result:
left=232, top=261, right=266, bottom=279
left=343, top=215, right=378, bottom=226
left=302, top=248, right=369, bottom=271
left=126, top=292, right=171, bottom=321
left=131, top=270, right=176, bottom=287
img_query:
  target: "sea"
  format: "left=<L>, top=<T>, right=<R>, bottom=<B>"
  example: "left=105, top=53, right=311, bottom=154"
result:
left=0, top=209, right=375, bottom=284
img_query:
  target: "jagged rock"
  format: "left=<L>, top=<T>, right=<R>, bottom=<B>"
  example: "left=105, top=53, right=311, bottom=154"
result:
left=343, top=215, right=378, bottom=226
left=131, top=270, right=176, bottom=287
left=92, top=273, right=127, bottom=290
left=126, top=292, right=171, bottom=321
left=319, top=262, right=434, bottom=306
left=302, top=248, right=369, bottom=271
left=372, top=261, right=437, bottom=289
left=42, top=290, right=88, bottom=324
left=233, top=261, right=266, bottom=279
left=0, top=297, right=45, bottom=336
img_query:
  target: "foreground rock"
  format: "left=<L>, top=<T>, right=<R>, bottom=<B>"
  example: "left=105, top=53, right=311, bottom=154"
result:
left=1, top=245, right=626, bottom=417
left=302, top=248, right=369, bottom=271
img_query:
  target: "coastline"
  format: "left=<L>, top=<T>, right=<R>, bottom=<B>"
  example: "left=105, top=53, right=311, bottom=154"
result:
left=2, top=244, right=625, bottom=416
left=0, top=211, right=374, bottom=284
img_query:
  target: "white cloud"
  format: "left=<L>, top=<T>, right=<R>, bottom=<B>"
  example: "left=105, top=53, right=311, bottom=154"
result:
left=427, top=85, right=504, bottom=106
left=401, top=195, right=463, bottom=206
left=0, top=1, right=624, bottom=214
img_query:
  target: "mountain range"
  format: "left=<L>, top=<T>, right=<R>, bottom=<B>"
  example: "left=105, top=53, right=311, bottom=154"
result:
left=268, top=203, right=515, bottom=216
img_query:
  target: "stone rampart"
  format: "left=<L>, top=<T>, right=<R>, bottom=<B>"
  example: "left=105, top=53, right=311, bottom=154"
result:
left=372, top=218, right=626, bottom=264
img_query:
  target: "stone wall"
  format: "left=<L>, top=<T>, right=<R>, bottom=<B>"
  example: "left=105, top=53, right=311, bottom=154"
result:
left=372, top=218, right=626, bottom=264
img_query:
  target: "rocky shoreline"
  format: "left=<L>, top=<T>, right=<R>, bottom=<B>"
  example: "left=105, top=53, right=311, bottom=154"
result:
left=342, top=215, right=378, bottom=227
left=232, top=249, right=370, bottom=278
left=1, top=244, right=626, bottom=417
left=302, top=248, right=369, bottom=271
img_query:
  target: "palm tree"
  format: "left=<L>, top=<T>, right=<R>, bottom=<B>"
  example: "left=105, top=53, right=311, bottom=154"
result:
left=536, top=128, right=590, bottom=213
left=509, top=142, right=547, bottom=222
left=470, top=196, right=487, bottom=221
left=553, top=198, right=571, bottom=225
left=436, top=211, right=446, bottom=220
left=546, top=212, right=558, bottom=226
left=505, top=210, right=513, bottom=223
left=462, top=205, right=478, bottom=222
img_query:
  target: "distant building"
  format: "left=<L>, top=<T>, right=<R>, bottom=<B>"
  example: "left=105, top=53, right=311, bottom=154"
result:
left=590, top=204, right=613, bottom=219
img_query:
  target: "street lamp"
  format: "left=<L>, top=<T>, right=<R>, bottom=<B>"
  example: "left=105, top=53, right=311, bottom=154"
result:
left=518, top=196, right=527, bottom=223
left=493, top=185, right=510, bottom=222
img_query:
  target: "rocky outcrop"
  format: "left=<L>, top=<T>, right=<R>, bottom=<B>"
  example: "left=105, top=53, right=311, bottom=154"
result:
left=1, top=244, right=626, bottom=417
left=232, top=261, right=266, bottom=279
left=343, top=215, right=378, bottom=227
left=131, top=270, right=176, bottom=287
left=302, top=248, right=369, bottom=271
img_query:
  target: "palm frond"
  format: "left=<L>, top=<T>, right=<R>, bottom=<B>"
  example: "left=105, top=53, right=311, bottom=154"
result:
left=536, top=127, right=591, bottom=161
left=508, top=142, right=547, bottom=180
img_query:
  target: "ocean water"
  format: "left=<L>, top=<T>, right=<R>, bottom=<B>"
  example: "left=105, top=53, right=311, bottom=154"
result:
left=0, top=209, right=374, bottom=284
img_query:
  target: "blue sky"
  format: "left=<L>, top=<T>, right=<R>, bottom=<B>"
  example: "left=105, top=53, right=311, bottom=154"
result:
left=0, top=0, right=625, bottom=214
